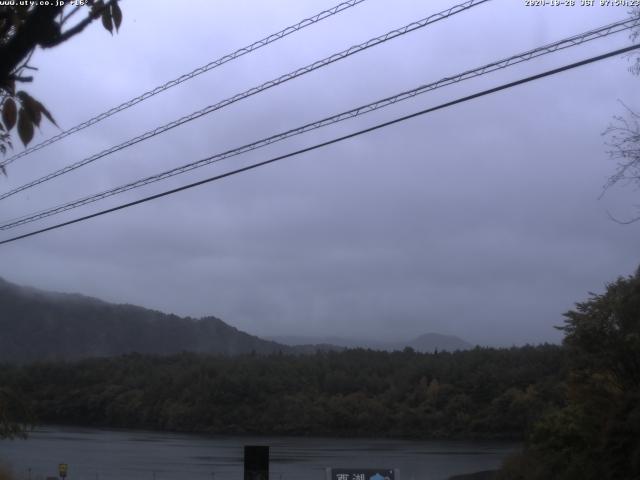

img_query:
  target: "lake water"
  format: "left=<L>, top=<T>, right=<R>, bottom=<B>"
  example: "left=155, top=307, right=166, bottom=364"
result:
left=0, top=426, right=517, bottom=480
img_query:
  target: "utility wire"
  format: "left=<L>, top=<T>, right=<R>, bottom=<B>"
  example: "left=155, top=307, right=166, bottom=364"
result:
left=1, top=43, right=638, bottom=247
left=0, top=0, right=367, bottom=169
left=0, top=0, right=490, bottom=202
left=1, top=17, right=636, bottom=231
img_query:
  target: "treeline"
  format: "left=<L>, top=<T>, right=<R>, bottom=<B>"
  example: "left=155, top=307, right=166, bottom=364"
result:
left=497, top=267, right=640, bottom=480
left=0, top=345, right=566, bottom=439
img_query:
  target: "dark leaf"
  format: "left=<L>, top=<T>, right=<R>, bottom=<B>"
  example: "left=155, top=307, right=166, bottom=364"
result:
left=39, top=103, right=57, bottom=127
left=101, top=8, right=113, bottom=33
left=16, top=91, right=40, bottom=127
left=0, top=164, right=5, bottom=177
left=111, top=1, right=122, bottom=31
left=2, top=98, right=17, bottom=131
left=16, top=91, right=56, bottom=127
left=31, top=106, right=41, bottom=127
left=90, top=0, right=104, bottom=16
left=17, top=108, right=34, bottom=146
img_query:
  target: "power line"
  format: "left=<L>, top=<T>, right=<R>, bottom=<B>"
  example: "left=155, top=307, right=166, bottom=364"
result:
left=0, top=0, right=490, bottom=202
left=1, top=43, right=638, bottom=247
left=1, top=17, right=636, bottom=231
left=0, top=0, right=367, bottom=169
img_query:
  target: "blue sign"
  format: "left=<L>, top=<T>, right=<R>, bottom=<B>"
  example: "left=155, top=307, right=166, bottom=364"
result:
left=330, top=469, right=395, bottom=480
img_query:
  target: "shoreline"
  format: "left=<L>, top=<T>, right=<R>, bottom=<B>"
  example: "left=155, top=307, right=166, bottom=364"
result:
left=26, top=422, right=524, bottom=443
left=448, top=472, right=498, bottom=480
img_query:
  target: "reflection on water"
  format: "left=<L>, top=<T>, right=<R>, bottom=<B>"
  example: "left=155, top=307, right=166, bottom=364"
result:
left=0, top=426, right=518, bottom=480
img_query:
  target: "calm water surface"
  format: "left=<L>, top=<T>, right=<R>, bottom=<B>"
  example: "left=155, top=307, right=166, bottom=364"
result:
left=0, top=426, right=518, bottom=480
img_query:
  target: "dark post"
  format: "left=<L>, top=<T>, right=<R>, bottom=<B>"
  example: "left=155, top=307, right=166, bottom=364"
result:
left=244, top=445, right=269, bottom=480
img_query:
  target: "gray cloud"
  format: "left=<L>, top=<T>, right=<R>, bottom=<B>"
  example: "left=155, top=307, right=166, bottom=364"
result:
left=1, top=0, right=639, bottom=346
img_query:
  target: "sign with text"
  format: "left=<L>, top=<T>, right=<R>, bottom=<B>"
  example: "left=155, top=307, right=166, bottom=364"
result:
left=330, top=469, right=395, bottom=480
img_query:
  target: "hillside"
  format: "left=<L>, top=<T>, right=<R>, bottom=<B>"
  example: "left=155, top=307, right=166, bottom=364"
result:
left=269, top=333, right=472, bottom=352
left=0, top=277, right=291, bottom=363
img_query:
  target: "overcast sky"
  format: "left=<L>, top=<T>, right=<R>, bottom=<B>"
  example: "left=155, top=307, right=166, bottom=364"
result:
left=1, top=0, right=639, bottom=345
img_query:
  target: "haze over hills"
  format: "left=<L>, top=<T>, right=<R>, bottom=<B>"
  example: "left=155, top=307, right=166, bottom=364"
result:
left=0, top=276, right=292, bottom=363
left=0, top=276, right=471, bottom=363
left=268, top=333, right=473, bottom=352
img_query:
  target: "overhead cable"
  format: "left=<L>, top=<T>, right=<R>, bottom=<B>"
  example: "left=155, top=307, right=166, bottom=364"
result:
left=0, top=0, right=490, bottom=201
left=1, top=43, right=638, bottom=246
left=0, top=0, right=367, bottom=168
left=1, top=17, right=637, bottom=231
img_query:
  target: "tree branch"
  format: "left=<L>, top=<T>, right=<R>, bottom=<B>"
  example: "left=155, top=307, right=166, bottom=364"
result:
left=606, top=209, right=640, bottom=225
left=0, top=6, right=64, bottom=80
left=9, top=75, right=32, bottom=82
left=48, top=1, right=115, bottom=47
left=60, top=5, right=82, bottom=26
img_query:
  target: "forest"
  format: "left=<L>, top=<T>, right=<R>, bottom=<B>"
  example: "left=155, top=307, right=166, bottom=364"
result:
left=0, top=344, right=566, bottom=439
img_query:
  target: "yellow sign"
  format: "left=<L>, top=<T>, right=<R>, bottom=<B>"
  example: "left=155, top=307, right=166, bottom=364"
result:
left=58, top=464, right=68, bottom=478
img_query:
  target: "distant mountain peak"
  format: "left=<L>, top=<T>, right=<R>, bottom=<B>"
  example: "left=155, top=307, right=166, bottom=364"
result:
left=407, top=332, right=472, bottom=352
left=267, top=333, right=473, bottom=352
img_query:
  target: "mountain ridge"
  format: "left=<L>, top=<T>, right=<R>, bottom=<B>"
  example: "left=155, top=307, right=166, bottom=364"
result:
left=0, top=276, right=293, bottom=363
left=0, top=276, right=471, bottom=362
left=267, top=332, right=472, bottom=352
